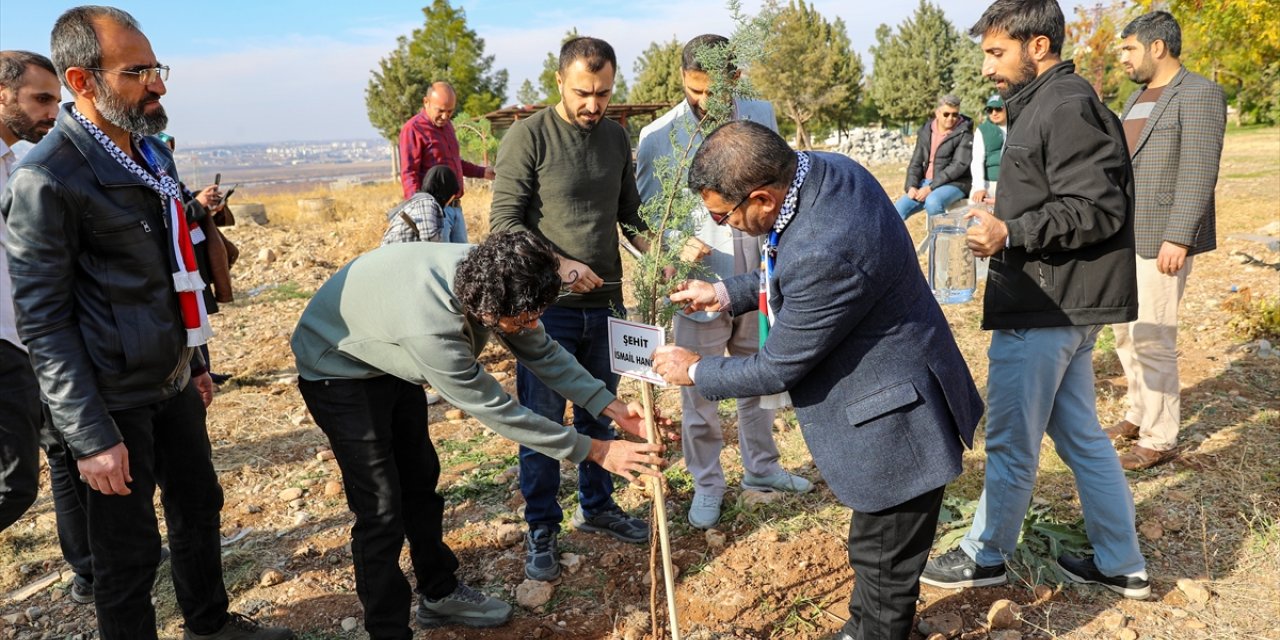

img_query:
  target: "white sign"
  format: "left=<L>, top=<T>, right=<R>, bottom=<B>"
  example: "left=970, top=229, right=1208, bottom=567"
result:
left=607, top=317, right=666, bottom=386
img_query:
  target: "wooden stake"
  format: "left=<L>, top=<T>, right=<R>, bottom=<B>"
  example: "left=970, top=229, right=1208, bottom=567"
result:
left=641, top=381, right=680, bottom=640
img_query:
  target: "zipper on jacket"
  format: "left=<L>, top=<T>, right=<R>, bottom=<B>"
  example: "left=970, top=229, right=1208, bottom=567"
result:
left=140, top=220, right=151, bottom=233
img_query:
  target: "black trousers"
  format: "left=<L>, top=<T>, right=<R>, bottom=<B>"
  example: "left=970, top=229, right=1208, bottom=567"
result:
left=88, top=384, right=230, bottom=640
left=843, top=485, right=946, bottom=640
left=298, top=376, right=459, bottom=640
left=42, top=411, right=94, bottom=581
left=0, top=340, right=42, bottom=531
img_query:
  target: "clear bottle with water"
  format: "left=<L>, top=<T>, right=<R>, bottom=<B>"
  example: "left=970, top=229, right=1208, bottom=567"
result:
left=926, top=200, right=983, bottom=304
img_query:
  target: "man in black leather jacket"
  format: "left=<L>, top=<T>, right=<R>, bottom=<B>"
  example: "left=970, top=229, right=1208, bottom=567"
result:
left=0, top=7, right=291, bottom=640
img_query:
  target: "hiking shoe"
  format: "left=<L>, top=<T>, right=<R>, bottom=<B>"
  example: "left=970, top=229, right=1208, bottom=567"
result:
left=524, top=525, right=560, bottom=581
left=1057, top=554, right=1151, bottom=599
left=1119, top=445, right=1177, bottom=471
left=183, top=613, right=295, bottom=640
left=687, top=492, right=723, bottom=529
left=920, top=548, right=1008, bottom=589
left=742, top=471, right=814, bottom=494
left=69, top=575, right=94, bottom=604
left=570, top=505, right=648, bottom=544
left=415, top=582, right=513, bottom=628
left=1103, top=419, right=1139, bottom=442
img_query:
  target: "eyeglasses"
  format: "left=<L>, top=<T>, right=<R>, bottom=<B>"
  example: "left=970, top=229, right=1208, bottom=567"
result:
left=985, top=107, right=1004, bottom=113
left=938, top=111, right=960, bottom=119
left=480, top=309, right=543, bottom=336
left=710, top=183, right=769, bottom=226
left=84, top=65, right=170, bottom=85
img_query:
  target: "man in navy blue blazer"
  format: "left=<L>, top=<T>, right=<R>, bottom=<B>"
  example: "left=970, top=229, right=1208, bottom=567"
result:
left=653, top=121, right=984, bottom=640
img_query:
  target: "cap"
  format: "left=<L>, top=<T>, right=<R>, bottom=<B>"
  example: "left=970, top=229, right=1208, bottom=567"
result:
left=985, top=95, right=1005, bottom=109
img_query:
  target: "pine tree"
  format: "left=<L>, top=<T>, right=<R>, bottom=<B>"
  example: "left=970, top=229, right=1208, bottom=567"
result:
left=869, top=0, right=961, bottom=127
left=515, top=78, right=540, bottom=106
left=538, top=28, right=582, bottom=105
left=812, top=17, right=865, bottom=142
left=629, top=37, right=684, bottom=104
left=951, top=36, right=992, bottom=118
left=364, top=0, right=507, bottom=141
left=756, top=1, right=858, bottom=149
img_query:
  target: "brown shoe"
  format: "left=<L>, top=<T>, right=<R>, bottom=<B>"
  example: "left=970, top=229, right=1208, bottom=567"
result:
left=1103, top=420, right=1140, bottom=442
left=1119, top=445, right=1176, bottom=471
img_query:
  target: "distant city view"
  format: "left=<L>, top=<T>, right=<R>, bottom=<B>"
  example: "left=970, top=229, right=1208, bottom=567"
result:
left=172, top=139, right=396, bottom=194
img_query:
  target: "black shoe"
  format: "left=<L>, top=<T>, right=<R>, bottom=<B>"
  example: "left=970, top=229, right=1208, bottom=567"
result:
left=182, top=613, right=295, bottom=640
left=1057, top=554, right=1151, bottom=599
left=415, top=583, right=513, bottom=628
left=570, top=505, right=648, bottom=544
left=209, top=372, right=231, bottom=384
left=524, top=525, right=560, bottom=581
left=919, top=548, right=1008, bottom=588
left=69, top=575, right=94, bottom=604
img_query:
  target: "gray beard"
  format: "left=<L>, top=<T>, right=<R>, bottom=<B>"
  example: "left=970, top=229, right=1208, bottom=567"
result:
left=95, top=85, right=167, bottom=136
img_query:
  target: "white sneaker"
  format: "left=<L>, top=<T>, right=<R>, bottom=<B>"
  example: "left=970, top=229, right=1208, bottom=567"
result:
left=687, top=492, right=723, bottom=529
left=425, top=389, right=441, bottom=405
left=742, top=471, right=813, bottom=494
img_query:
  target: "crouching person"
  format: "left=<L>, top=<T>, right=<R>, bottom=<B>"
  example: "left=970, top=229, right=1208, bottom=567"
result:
left=289, top=231, right=666, bottom=640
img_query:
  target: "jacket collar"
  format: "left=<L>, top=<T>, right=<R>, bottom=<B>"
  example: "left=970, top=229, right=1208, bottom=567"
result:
left=1004, top=60, right=1076, bottom=126
left=1129, top=66, right=1187, bottom=155
left=56, top=103, right=171, bottom=189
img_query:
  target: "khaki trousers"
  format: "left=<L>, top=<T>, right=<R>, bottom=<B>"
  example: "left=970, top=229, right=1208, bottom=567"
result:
left=1113, top=254, right=1193, bottom=452
left=673, top=311, right=782, bottom=497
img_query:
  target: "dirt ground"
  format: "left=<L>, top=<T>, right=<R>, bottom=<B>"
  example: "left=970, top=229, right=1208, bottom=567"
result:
left=2, top=127, right=1277, bottom=640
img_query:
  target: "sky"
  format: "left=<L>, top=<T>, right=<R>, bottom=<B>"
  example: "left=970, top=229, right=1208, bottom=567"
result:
left=0, top=1, right=1087, bottom=145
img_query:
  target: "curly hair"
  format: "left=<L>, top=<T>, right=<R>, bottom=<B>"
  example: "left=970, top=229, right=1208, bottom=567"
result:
left=454, top=231, right=561, bottom=322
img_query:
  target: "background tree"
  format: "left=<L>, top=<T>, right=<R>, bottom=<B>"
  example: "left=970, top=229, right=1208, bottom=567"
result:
left=809, top=16, right=865, bottom=142
left=1135, top=0, right=1280, bottom=124
left=1066, top=1, right=1137, bottom=109
left=538, top=28, right=582, bottom=105
left=868, top=0, right=961, bottom=128
left=516, top=78, right=540, bottom=105
left=951, top=35, right=992, bottom=118
left=364, top=0, right=507, bottom=141
left=629, top=37, right=685, bottom=104
left=756, top=1, right=858, bottom=148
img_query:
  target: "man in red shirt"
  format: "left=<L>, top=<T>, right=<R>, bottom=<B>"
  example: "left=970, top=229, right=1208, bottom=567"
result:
left=398, top=81, right=494, bottom=243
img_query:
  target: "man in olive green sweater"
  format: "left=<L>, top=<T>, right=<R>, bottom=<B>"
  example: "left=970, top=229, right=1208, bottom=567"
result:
left=488, top=36, right=655, bottom=583
left=291, top=232, right=664, bottom=640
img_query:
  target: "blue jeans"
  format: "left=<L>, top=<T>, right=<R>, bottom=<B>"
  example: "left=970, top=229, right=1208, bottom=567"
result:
left=441, top=205, right=468, bottom=243
left=518, top=306, right=620, bottom=530
left=894, top=179, right=964, bottom=221
left=960, top=326, right=1145, bottom=576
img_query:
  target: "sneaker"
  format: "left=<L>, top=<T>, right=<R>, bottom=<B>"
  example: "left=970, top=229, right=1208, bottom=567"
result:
left=1057, top=554, right=1151, bottom=599
left=69, top=575, right=94, bottom=605
left=415, top=582, right=513, bottom=628
left=687, top=492, right=723, bottom=529
left=1103, top=419, right=1139, bottom=442
left=183, top=613, right=295, bottom=640
left=742, top=471, right=814, bottom=494
left=919, top=548, right=1008, bottom=589
left=570, top=505, right=648, bottom=544
left=524, top=525, right=560, bottom=581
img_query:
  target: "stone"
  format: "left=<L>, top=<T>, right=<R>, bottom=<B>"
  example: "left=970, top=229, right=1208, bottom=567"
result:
left=1139, top=520, right=1165, bottom=540
left=258, top=248, right=276, bottom=263
left=246, top=504, right=263, bottom=514
left=323, top=481, right=343, bottom=497
left=23, top=606, right=42, bottom=620
left=2, top=613, right=26, bottom=625
left=494, top=523, right=524, bottom=547
left=1177, top=578, right=1211, bottom=604
left=560, top=553, right=582, bottom=574
left=739, top=489, right=782, bottom=510
left=986, top=599, right=1021, bottom=630
left=316, top=449, right=336, bottom=462
left=278, top=487, right=303, bottom=501
left=444, top=409, right=465, bottom=421
left=515, top=579, right=555, bottom=608
left=340, top=617, right=359, bottom=632
left=918, top=612, right=963, bottom=638
left=1117, top=629, right=1138, bottom=640
left=1185, top=619, right=1208, bottom=630
left=704, top=529, right=728, bottom=550
left=927, top=634, right=947, bottom=640
left=259, top=569, right=286, bottom=587
left=1099, top=609, right=1126, bottom=630
left=990, top=631, right=1021, bottom=640
left=1033, top=584, right=1053, bottom=601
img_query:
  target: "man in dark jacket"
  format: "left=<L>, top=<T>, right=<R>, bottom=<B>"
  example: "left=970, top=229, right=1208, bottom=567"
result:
left=1, top=6, right=291, bottom=640
left=919, top=0, right=1149, bottom=600
left=653, top=121, right=984, bottom=640
left=894, top=94, right=973, bottom=221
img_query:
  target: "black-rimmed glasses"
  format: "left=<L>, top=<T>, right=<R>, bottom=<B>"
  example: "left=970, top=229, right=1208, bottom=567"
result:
left=84, top=65, right=170, bottom=85
left=710, top=183, right=769, bottom=226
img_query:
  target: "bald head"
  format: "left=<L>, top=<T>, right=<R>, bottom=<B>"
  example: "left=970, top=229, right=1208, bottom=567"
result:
left=423, top=81, right=457, bottom=127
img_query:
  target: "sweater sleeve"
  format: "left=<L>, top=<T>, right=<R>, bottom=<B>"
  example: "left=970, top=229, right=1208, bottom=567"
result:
left=488, top=122, right=537, bottom=235
left=969, top=127, right=987, bottom=197
left=399, top=120, right=421, bottom=200
left=615, top=138, right=648, bottom=240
